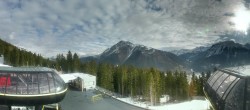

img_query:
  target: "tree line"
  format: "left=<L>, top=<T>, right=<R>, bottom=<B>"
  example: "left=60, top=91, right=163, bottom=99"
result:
left=0, top=39, right=52, bottom=67
left=94, top=63, right=210, bottom=105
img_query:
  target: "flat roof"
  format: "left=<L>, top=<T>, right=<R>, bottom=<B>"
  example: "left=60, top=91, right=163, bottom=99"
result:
left=0, top=67, right=54, bottom=73
left=60, top=73, right=96, bottom=83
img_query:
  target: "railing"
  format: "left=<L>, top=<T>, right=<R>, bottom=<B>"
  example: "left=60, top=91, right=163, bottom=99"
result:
left=95, top=86, right=123, bottom=98
left=91, top=94, right=103, bottom=102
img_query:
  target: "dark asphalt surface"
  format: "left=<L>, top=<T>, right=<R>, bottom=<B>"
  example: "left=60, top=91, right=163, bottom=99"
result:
left=60, top=89, right=145, bottom=110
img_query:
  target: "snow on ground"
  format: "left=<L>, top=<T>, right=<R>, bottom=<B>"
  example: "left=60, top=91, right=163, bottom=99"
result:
left=150, top=100, right=210, bottom=110
left=114, top=97, right=210, bottom=110
left=97, top=86, right=210, bottom=110
left=227, top=65, right=250, bottom=76
left=0, top=63, right=11, bottom=67
left=0, top=56, right=10, bottom=67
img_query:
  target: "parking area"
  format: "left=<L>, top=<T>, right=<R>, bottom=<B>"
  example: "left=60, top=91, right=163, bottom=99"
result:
left=59, top=89, right=144, bottom=110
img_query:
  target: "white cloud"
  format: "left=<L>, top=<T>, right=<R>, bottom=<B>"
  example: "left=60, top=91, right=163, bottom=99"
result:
left=9, top=32, right=15, bottom=40
left=0, top=0, right=248, bottom=57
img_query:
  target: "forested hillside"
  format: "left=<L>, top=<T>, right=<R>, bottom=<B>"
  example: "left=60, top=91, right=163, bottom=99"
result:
left=0, top=39, right=52, bottom=67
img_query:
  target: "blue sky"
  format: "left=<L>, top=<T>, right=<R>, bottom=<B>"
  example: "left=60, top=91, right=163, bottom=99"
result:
left=0, top=0, right=249, bottom=57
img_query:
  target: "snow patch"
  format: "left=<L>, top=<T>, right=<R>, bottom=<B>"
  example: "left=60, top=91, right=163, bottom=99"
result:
left=150, top=100, right=210, bottom=110
left=227, top=65, right=250, bottom=76
left=114, top=97, right=209, bottom=110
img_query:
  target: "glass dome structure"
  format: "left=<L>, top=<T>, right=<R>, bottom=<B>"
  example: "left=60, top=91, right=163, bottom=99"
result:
left=204, top=69, right=250, bottom=110
left=0, top=67, right=67, bottom=106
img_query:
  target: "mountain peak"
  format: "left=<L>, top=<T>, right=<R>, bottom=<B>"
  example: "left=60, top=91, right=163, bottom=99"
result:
left=215, top=40, right=237, bottom=46
left=97, top=41, right=185, bottom=71
left=116, top=40, right=134, bottom=46
left=206, top=40, right=249, bottom=58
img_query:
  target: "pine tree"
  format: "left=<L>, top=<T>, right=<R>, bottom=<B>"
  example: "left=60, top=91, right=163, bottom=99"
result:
left=189, top=73, right=197, bottom=97
left=73, top=53, right=80, bottom=72
left=67, top=51, right=73, bottom=72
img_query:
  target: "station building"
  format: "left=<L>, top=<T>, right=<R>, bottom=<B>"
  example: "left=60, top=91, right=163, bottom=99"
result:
left=0, top=67, right=67, bottom=110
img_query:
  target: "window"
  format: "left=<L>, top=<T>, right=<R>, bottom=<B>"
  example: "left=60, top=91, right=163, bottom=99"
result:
left=208, top=71, right=223, bottom=86
left=247, top=79, right=250, bottom=110
left=27, top=74, right=39, bottom=94
left=38, top=73, right=49, bottom=94
left=247, top=101, right=250, bottom=110
left=222, top=78, right=240, bottom=100
left=225, top=80, right=245, bottom=110
left=48, top=73, right=55, bottom=93
left=212, top=73, right=228, bottom=90
left=0, top=74, right=11, bottom=93
left=216, top=75, right=236, bottom=98
left=53, top=73, right=65, bottom=92
left=207, top=71, right=217, bottom=83
left=6, top=73, right=16, bottom=94
left=16, top=74, right=28, bottom=94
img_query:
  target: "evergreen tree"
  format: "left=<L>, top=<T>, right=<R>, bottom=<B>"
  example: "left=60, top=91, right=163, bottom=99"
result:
left=189, top=73, right=197, bottom=97
left=73, top=53, right=80, bottom=72
left=67, top=51, right=73, bottom=72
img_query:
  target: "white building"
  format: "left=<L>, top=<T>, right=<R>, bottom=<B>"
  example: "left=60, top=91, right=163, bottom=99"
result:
left=59, top=73, right=96, bottom=91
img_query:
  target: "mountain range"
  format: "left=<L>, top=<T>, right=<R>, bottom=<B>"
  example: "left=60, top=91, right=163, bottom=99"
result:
left=81, top=41, right=186, bottom=71
left=179, top=41, right=250, bottom=71
left=81, top=40, right=250, bottom=72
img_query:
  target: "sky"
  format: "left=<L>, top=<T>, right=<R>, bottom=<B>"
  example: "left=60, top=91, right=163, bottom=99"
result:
left=0, top=0, right=250, bottom=57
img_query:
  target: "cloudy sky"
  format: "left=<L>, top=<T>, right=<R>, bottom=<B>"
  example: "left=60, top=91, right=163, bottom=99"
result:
left=0, top=0, right=250, bottom=57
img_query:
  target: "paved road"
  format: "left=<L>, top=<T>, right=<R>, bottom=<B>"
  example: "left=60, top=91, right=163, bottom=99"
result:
left=60, top=89, right=145, bottom=110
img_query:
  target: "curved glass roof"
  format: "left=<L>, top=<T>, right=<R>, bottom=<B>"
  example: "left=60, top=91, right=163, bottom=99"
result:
left=0, top=67, right=67, bottom=95
left=204, top=69, right=250, bottom=110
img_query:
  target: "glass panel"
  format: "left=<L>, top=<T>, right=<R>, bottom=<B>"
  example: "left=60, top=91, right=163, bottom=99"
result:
left=212, top=73, right=228, bottom=90
left=207, top=71, right=218, bottom=83
left=0, top=74, right=8, bottom=93
left=48, top=73, right=55, bottom=93
left=247, top=79, right=250, bottom=110
left=222, top=78, right=240, bottom=100
left=28, top=74, right=39, bottom=94
left=53, top=74, right=65, bottom=92
left=247, top=101, right=250, bottom=110
left=208, top=71, right=223, bottom=86
left=217, top=75, right=236, bottom=98
left=6, top=73, right=17, bottom=94
left=16, top=74, right=28, bottom=94
left=225, top=80, right=245, bottom=110
left=0, top=86, right=4, bottom=93
left=38, top=73, right=49, bottom=94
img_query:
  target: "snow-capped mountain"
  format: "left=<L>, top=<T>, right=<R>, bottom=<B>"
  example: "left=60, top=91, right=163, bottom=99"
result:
left=181, top=41, right=250, bottom=71
left=81, top=41, right=186, bottom=71
left=99, top=41, right=137, bottom=65
left=205, top=41, right=247, bottom=57
left=81, top=40, right=250, bottom=72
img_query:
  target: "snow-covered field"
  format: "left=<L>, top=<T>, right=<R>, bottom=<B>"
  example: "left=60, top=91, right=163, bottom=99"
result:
left=96, top=86, right=210, bottom=110
left=0, top=63, right=11, bottom=67
left=228, top=65, right=250, bottom=75
left=115, top=97, right=210, bottom=110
